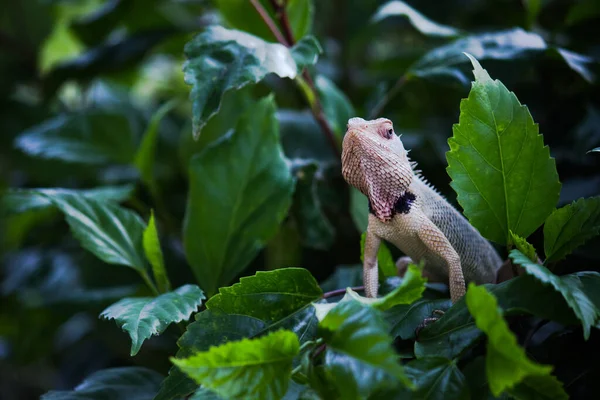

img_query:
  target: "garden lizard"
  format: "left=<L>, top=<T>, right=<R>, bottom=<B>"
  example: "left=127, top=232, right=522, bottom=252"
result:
left=341, top=117, right=502, bottom=303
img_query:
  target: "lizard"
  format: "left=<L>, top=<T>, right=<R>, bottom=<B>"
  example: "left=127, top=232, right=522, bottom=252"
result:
left=341, top=117, right=502, bottom=304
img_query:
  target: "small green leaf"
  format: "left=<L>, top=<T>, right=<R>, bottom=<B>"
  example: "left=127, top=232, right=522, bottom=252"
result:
left=320, top=265, right=363, bottom=293
left=509, top=231, right=538, bottom=262
left=184, top=26, right=311, bottom=137
left=371, top=1, right=460, bottom=37
left=183, top=96, right=295, bottom=295
left=372, top=264, right=426, bottom=310
left=403, top=358, right=469, bottom=400
left=2, top=185, right=134, bottom=214
left=172, top=330, right=299, bottom=400
left=134, top=99, right=178, bottom=193
left=206, top=268, right=322, bottom=322
left=315, top=75, right=354, bottom=140
left=543, top=197, right=600, bottom=263
left=101, top=285, right=205, bottom=356
left=320, top=300, right=412, bottom=397
left=189, top=388, right=224, bottom=400
left=156, top=311, right=266, bottom=400
left=556, top=48, right=595, bottom=83
left=291, top=36, right=323, bottom=69
left=143, top=210, right=170, bottom=293
left=510, top=249, right=600, bottom=339
left=587, top=147, right=600, bottom=153
left=46, top=193, right=146, bottom=271
left=385, top=298, right=451, bottom=340
left=360, top=232, right=397, bottom=279
left=465, top=283, right=567, bottom=399
left=446, top=53, right=561, bottom=244
left=350, top=187, right=369, bottom=232
left=41, top=367, right=163, bottom=400
left=15, top=110, right=139, bottom=164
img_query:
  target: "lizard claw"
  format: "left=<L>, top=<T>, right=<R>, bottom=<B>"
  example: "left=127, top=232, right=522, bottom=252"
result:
left=415, top=309, right=445, bottom=341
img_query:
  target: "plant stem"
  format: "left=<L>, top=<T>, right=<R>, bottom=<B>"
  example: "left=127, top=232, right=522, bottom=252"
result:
left=369, top=74, right=409, bottom=119
left=322, top=286, right=364, bottom=299
left=250, top=0, right=341, bottom=158
left=140, top=270, right=160, bottom=296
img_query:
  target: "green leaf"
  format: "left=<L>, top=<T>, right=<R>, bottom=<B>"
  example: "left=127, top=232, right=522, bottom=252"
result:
left=291, top=35, right=323, bottom=69
left=588, top=147, right=600, bottom=153
left=320, top=265, right=363, bottom=293
left=543, top=197, right=600, bottom=263
left=371, top=1, right=460, bottom=38
left=465, top=283, right=567, bottom=399
left=509, top=231, right=538, bottom=262
left=403, top=358, right=469, bottom=400
left=556, top=48, right=595, bottom=84
left=206, top=268, right=322, bottom=322
left=143, top=210, right=171, bottom=293
left=15, top=110, right=139, bottom=164
left=189, top=388, right=224, bottom=400
left=183, top=26, right=319, bottom=137
left=385, top=298, right=451, bottom=340
left=360, top=232, right=397, bottom=279
left=320, top=300, right=412, bottom=398
left=101, top=284, right=205, bottom=356
left=172, top=330, right=299, bottom=400
left=156, top=311, right=266, bottom=400
left=134, top=99, right=178, bottom=193
left=214, top=0, right=312, bottom=42
left=446, top=53, right=561, bottom=244
left=46, top=193, right=147, bottom=271
left=291, top=163, right=335, bottom=250
left=510, top=249, right=600, bottom=340
left=41, top=367, right=163, bottom=400
left=183, top=96, right=295, bottom=295
left=1, top=185, right=134, bottom=214
left=350, top=187, right=369, bottom=232
left=315, top=75, right=354, bottom=140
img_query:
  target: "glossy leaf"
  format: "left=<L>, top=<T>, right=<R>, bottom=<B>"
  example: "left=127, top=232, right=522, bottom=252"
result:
left=315, top=75, right=354, bottom=140
left=291, top=36, right=323, bottom=68
left=446, top=53, right=560, bottom=244
left=172, top=330, right=299, bottom=400
left=360, top=232, right=397, bottom=279
left=350, top=187, right=369, bottom=232
left=510, top=249, right=600, bottom=339
left=101, top=285, right=205, bottom=356
left=372, top=1, right=460, bottom=37
left=543, top=197, right=600, bottom=263
left=206, top=268, right=322, bottom=322
left=2, top=185, right=134, bottom=214
left=183, top=26, right=320, bottom=137
left=509, top=231, right=538, bottom=262
left=465, top=284, right=568, bottom=399
left=143, top=210, right=170, bottom=293
left=320, top=300, right=412, bottom=398
left=183, top=96, right=295, bottom=295
left=214, top=0, right=312, bottom=42
left=320, top=265, right=363, bottom=293
left=557, top=48, right=595, bottom=83
left=15, top=110, right=138, bottom=164
left=46, top=193, right=147, bottom=271
left=156, top=311, right=266, bottom=400
left=385, top=298, right=451, bottom=340
left=41, top=367, right=163, bottom=400
left=403, top=358, right=469, bottom=400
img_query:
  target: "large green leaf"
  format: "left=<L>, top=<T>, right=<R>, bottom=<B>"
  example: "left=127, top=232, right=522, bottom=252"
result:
left=41, top=367, right=163, bottom=400
left=465, top=284, right=568, bottom=399
left=172, top=330, right=299, bottom=400
left=214, top=0, right=312, bottom=42
left=510, top=249, right=600, bottom=339
left=371, top=1, right=461, bottom=37
left=320, top=300, right=412, bottom=398
left=385, top=298, right=451, bottom=340
left=2, top=185, right=134, bottom=214
left=183, top=26, right=320, bottom=137
left=543, top=197, right=600, bottom=263
left=403, top=358, right=469, bottom=400
left=446, top=53, right=560, bottom=244
left=314, top=75, right=354, bottom=140
left=46, top=193, right=147, bottom=271
left=183, top=96, right=295, bottom=295
left=206, top=268, right=323, bottom=322
left=101, top=284, right=205, bottom=356
left=155, top=311, right=266, bottom=400
left=143, top=210, right=171, bottom=293
left=15, top=110, right=139, bottom=164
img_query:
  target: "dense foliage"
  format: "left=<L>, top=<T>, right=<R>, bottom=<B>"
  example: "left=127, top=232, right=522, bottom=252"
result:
left=2, top=0, right=600, bottom=399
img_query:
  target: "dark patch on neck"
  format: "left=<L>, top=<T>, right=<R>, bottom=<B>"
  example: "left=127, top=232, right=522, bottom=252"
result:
left=394, top=191, right=416, bottom=214
left=368, top=191, right=416, bottom=218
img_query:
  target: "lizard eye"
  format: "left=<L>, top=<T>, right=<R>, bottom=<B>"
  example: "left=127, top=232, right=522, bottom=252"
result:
left=386, top=128, right=394, bottom=139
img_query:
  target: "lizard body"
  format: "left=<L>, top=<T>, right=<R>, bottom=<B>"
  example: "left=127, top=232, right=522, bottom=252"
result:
left=342, top=117, right=502, bottom=302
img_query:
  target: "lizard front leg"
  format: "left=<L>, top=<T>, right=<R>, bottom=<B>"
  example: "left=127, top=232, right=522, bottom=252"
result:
left=363, top=230, right=381, bottom=298
left=417, top=218, right=466, bottom=303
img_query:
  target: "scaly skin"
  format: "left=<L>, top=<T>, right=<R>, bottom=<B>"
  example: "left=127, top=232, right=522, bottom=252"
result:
left=342, top=117, right=502, bottom=303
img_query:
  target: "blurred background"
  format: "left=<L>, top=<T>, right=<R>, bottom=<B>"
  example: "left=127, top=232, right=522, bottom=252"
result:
left=1, top=0, right=599, bottom=398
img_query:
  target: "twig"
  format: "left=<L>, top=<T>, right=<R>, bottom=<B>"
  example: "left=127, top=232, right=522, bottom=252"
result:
left=322, top=286, right=364, bottom=299
left=369, top=74, right=408, bottom=119
left=250, top=0, right=341, bottom=158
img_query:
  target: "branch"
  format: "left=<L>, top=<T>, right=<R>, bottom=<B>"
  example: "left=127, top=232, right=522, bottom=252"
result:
left=369, top=74, right=408, bottom=119
left=249, top=0, right=287, bottom=44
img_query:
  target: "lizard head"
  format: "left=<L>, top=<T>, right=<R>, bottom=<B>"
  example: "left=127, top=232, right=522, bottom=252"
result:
left=341, top=117, right=414, bottom=221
